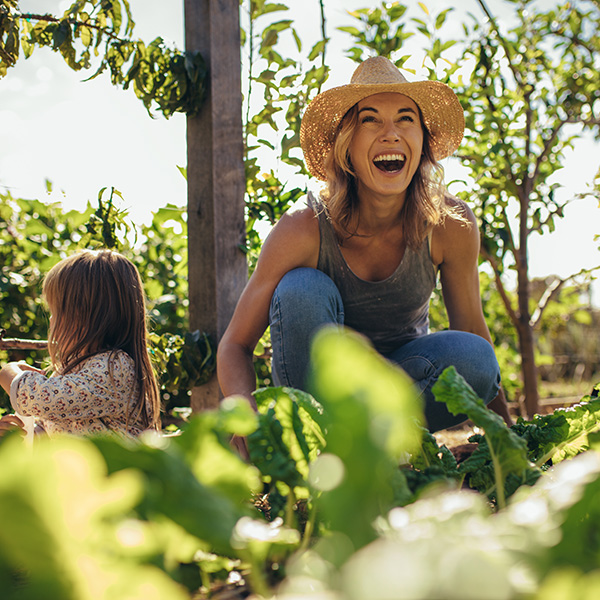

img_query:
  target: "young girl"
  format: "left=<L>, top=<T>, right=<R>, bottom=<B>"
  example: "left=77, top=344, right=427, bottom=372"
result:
left=0, top=250, right=161, bottom=437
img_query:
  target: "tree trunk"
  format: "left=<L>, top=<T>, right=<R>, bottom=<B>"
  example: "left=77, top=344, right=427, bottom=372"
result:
left=517, top=182, right=540, bottom=418
left=516, top=315, right=540, bottom=418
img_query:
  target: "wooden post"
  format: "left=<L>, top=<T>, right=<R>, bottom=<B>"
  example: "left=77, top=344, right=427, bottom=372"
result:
left=184, top=0, right=247, bottom=410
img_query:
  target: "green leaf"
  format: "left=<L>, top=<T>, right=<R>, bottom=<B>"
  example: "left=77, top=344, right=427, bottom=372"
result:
left=308, top=328, right=424, bottom=561
left=432, top=367, right=538, bottom=507
left=337, top=26, right=362, bottom=37
left=259, top=3, right=290, bottom=16
left=90, top=434, right=242, bottom=556
left=308, top=39, right=326, bottom=61
left=0, top=436, right=186, bottom=599
left=435, top=8, right=452, bottom=30
left=171, top=403, right=261, bottom=505
left=248, top=386, right=326, bottom=492
left=512, top=396, right=600, bottom=467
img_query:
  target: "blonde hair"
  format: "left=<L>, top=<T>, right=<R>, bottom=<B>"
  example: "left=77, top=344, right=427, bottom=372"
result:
left=42, top=250, right=160, bottom=431
left=321, top=103, right=461, bottom=250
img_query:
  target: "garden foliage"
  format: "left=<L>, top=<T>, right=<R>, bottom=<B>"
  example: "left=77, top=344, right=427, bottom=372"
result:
left=0, top=0, right=206, bottom=117
left=0, top=328, right=599, bottom=598
left=0, top=188, right=208, bottom=417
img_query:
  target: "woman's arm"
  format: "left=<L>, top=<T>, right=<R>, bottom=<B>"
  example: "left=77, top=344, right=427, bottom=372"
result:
left=433, top=201, right=513, bottom=425
left=217, top=203, right=320, bottom=406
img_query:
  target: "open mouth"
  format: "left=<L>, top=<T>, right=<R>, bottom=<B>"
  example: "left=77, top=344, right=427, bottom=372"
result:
left=373, top=153, right=406, bottom=173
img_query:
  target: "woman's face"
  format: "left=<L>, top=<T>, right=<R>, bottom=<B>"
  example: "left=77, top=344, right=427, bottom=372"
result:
left=349, top=92, right=424, bottom=204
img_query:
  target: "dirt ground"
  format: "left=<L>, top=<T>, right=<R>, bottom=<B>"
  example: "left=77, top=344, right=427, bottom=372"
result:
left=434, top=423, right=479, bottom=449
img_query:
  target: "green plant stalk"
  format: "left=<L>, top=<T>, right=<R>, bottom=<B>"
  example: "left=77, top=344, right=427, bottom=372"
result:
left=298, top=499, right=317, bottom=553
left=239, top=550, right=271, bottom=599
left=487, top=440, right=506, bottom=509
left=199, top=569, right=211, bottom=597
left=285, top=487, right=297, bottom=530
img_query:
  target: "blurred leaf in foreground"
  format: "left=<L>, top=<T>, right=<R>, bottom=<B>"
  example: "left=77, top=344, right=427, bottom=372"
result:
left=308, top=327, right=423, bottom=561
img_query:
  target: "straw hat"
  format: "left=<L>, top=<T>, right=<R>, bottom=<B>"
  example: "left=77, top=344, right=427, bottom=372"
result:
left=300, top=56, right=464, bottom=181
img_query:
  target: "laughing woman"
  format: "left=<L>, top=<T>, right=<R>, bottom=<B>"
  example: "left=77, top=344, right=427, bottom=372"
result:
left=217, top=56, right=512, bottom=450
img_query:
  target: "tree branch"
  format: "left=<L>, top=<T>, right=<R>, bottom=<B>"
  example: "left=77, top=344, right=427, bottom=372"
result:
left=20, top=12, right=122, bottom=43
left=530, top=265, right=600, bottom=329
left=566, top=116, right=600, bottom=126
left=531, top=121, right=563, bottom=186
left=476, top=0, right=524, bottom=88
left=0, top=338, right=47, bottom=350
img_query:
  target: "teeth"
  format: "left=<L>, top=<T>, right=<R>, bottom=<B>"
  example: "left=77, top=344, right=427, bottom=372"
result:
left=373, top=154, right=405, bottom=162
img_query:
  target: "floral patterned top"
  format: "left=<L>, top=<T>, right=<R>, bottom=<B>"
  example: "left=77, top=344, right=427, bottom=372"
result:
left=9, top=350, right=145, bottom=437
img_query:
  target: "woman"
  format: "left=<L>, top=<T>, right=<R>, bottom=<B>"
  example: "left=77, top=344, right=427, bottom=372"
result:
left=217, top=56, right=512, bottom=436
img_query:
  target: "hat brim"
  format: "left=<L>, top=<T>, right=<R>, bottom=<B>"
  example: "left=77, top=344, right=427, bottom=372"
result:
left=300, top=81, right=464, bottom=181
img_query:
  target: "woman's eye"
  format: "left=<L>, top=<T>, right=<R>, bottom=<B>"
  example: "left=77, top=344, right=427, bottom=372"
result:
left=361, top=116, right=377, bottom=124
left=398, top=115, right=414, bottom=123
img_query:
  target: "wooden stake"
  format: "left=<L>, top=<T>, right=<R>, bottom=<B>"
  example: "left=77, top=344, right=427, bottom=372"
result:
left=184, top=0, right=247, bottom=410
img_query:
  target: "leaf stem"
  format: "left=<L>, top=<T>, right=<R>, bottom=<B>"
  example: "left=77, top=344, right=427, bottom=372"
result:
left=487, top=440, right=506, bottom=509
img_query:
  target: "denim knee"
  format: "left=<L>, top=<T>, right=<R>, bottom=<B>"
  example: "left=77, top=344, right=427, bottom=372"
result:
left=387, top=330, right=501, bottom=431
left=452, top=334, right=501, bottom=405
left=270, top=268, right=343, bottom=319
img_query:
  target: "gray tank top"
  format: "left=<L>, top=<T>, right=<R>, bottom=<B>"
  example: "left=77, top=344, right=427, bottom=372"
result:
left=310, top=193, right=437, bottom=354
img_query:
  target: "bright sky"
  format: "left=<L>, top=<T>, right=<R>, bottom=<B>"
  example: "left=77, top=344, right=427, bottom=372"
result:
left=1, top=0, right=599, bottom=303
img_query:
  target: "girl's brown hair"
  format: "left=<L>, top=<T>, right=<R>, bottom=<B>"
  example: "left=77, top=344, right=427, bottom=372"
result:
left=321, top=103, right=462, bottom=249
left=42, top=250, right=160, bottom=431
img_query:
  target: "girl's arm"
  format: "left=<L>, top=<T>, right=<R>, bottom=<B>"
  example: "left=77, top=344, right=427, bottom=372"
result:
left=0, top=362, right=44, bottom=395
left=217, top=203, right=320, bottom=406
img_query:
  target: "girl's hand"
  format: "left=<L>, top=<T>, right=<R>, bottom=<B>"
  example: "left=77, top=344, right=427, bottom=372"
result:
left=12, top=361, right=44, bottom=374
left=0, top=414, right=25, bottom=438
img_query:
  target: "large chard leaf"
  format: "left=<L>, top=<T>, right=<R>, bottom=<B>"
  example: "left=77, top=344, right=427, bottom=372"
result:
left=90, top=434, right=244, bottom=556
left=410, top=429, right=460, bottom=474
left=511, top=395, right=600, bottom=467
left=432, top=366, right=539, bottom=507
left=171, top=397, right=262, bottom=506
left=0, top=436, right=188, bottom=600
left=460, top=434, right=542, bottom=502
left=308, top=327, right=423, bottom=561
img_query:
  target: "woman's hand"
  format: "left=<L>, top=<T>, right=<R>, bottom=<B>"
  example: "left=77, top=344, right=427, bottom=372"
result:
left=0, top=414, right=25, bottom=438
left=230, top=434, right=251, bottom=462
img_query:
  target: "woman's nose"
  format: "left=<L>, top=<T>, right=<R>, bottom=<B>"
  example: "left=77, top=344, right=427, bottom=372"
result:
left=380, top=121, right=400, bottom=142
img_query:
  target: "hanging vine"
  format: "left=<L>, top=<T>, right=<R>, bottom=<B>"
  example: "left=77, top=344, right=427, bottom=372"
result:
left=0, top=0, right=206, bottom=117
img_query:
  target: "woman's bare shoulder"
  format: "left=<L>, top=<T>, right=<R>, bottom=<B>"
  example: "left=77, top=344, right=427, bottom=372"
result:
left=431, top=196, right=479, bottom=265
left=258, top=196, right=321, bottom=270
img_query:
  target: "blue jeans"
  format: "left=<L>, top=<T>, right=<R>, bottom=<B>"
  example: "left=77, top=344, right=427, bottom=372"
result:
left=269, top=268, right=500, bottom=432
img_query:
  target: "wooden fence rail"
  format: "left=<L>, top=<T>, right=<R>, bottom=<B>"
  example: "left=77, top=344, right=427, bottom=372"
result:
left=0, top=339, right=48, bottom=350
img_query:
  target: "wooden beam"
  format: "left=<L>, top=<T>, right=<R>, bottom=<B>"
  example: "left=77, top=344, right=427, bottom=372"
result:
left=184, top=0, right=247, bottom=410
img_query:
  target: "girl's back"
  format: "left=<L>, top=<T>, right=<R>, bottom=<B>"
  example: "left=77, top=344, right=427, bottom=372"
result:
left=0, top=250, right=160, bottom=437
left=10, top=350, right=146, bottom=436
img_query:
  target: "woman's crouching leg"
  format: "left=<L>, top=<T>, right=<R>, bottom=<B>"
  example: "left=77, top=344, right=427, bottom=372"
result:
left=269, top=268, right=344, bottom=389
left=387, top=331, right=501, bottom=432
